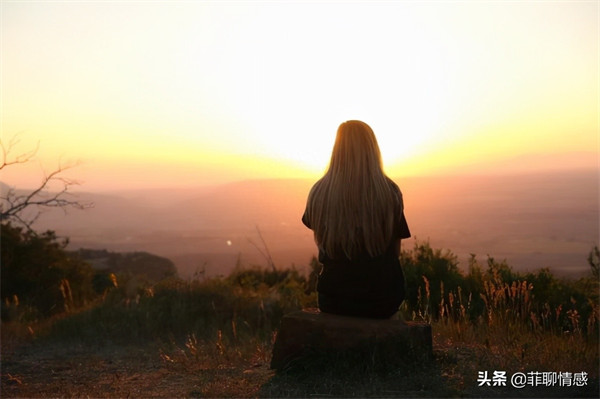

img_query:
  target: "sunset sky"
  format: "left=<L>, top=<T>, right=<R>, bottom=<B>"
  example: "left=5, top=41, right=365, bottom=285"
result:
left=1, top=1, right=598, bottom=191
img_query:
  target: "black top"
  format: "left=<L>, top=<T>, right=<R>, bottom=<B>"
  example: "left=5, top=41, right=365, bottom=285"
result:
left=302, top=182, right=410, bottom=317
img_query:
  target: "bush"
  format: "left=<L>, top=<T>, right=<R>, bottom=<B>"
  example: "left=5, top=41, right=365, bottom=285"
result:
left=1, top=222, right=95, bottom=321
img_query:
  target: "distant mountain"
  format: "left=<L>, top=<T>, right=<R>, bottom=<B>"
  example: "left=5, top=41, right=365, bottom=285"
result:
left=74, top=248, right=178, bottom=282
left=10, top=168, right=599, bottom=279
left=438, top=151, right=598, bottom=176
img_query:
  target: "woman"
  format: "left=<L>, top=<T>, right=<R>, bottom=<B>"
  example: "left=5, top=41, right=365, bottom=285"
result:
left=302, top=120, right=411, bottom=319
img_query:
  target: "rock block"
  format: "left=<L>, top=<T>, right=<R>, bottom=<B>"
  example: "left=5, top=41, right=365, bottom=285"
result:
left=270, top=308, right=432, bottom=371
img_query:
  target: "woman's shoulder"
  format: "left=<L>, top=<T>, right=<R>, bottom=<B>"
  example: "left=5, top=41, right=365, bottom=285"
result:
left=385, top=177, right=402, bottom=197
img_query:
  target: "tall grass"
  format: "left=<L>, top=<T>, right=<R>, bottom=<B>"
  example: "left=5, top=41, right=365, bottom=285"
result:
left=44, top=266, right=316, bottom=346
left=404, top=246, right=599, bottom=380
left=11, top=242, right=597, bottom=384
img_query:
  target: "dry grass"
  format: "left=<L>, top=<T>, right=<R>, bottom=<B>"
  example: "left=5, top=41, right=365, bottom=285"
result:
left=2, top=244, right=598, bottom=397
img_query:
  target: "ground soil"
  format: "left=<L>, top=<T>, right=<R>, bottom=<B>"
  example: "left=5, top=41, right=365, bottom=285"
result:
left=1, top=337, right=274, bottom=398
left=2, top=332, right=598, bottom=398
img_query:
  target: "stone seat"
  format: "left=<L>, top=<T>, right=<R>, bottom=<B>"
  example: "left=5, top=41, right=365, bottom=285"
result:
left=270, top=308, right=432, bottom=371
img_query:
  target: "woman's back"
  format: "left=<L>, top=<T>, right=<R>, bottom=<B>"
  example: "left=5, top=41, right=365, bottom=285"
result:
left=303, top=121, right=410, bottom=319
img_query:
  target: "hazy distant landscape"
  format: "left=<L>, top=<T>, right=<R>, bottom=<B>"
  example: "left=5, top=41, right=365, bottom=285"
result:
left=22, top=168, right=598, bottom=279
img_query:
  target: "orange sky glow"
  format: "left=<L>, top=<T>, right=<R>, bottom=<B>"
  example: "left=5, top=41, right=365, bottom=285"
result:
left=1, top=1, right=598, bottom=191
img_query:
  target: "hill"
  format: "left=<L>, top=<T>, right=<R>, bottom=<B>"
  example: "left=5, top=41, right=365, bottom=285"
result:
left=17, top=168, right=599, bottom=278
left=74, top=248, right=178, bottom=282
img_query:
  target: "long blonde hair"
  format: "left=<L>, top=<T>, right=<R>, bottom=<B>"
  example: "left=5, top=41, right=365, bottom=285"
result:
left=305, top=120, right=400, bottom=260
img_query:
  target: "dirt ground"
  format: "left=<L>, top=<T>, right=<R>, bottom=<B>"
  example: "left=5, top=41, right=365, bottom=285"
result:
left=1, top=338, right=274, bottom=398
left=2, top=334, right=598, bottom=398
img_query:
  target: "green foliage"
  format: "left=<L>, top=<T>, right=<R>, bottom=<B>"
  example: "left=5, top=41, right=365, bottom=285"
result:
left=40, top=240, right=598, bottom=347
left=75, top=248, right=178, bottom=283
left=401, top=241, right=599, bottom=338
left=1, top=224, right=179, bottom=323
left=49, top=265, right=318, bottom=344
left=1, top=222, right=95, bottom=321
left=400, top=241, right=463, bottom=320
left=5, top=228, right=598, bottom=383
left=4, top=235, right=598, bottom=398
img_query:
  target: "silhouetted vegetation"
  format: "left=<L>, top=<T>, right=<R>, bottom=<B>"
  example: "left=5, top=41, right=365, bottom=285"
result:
left=1, top=223, right=177, bottom=322
left=3, top=221, right=598, bottom=343
left=0, top=135, right=93, bottom=231
left=76, top=248, right=178, bottom=286
left=401, top=241, right=599, bottom=337
left=2, top=223, right=598, bottom=397
left=1, top=222, right=95, bottom=321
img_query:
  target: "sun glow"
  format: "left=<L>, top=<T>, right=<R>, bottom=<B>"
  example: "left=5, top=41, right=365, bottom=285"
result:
left=1, top=2, right=597, bottom=191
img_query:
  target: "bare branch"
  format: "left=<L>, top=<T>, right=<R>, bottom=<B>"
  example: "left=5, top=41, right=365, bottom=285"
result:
left=0, top=133, right=40, bottom=170
left=0, top=134, right=93, bottom=231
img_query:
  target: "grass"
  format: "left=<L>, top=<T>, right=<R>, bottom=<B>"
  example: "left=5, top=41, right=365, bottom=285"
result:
left=2, top=243, right=599, bottom=397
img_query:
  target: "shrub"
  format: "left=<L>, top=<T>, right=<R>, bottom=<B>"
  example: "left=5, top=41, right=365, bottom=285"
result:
left=1, top=222, right=95, bottom=321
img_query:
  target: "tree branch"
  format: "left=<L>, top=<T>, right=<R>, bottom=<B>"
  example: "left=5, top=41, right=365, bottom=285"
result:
left=0, top=134, right=93, bottom=231
left=0, top=134, right=40, bottom=170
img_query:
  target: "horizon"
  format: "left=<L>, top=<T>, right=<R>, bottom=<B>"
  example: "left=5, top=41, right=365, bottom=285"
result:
left=10, top=169, right=598, bottom=281
left=2, top=151, right=598, bottom=194
left=1, top=1, right=597, bottom=192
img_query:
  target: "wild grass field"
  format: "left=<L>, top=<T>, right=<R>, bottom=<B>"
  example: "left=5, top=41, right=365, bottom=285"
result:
left=1, top=232, right=598, bottom=398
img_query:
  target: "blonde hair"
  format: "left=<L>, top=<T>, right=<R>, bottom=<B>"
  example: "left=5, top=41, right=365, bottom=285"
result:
left=305, top=120, right=400, bottom=260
